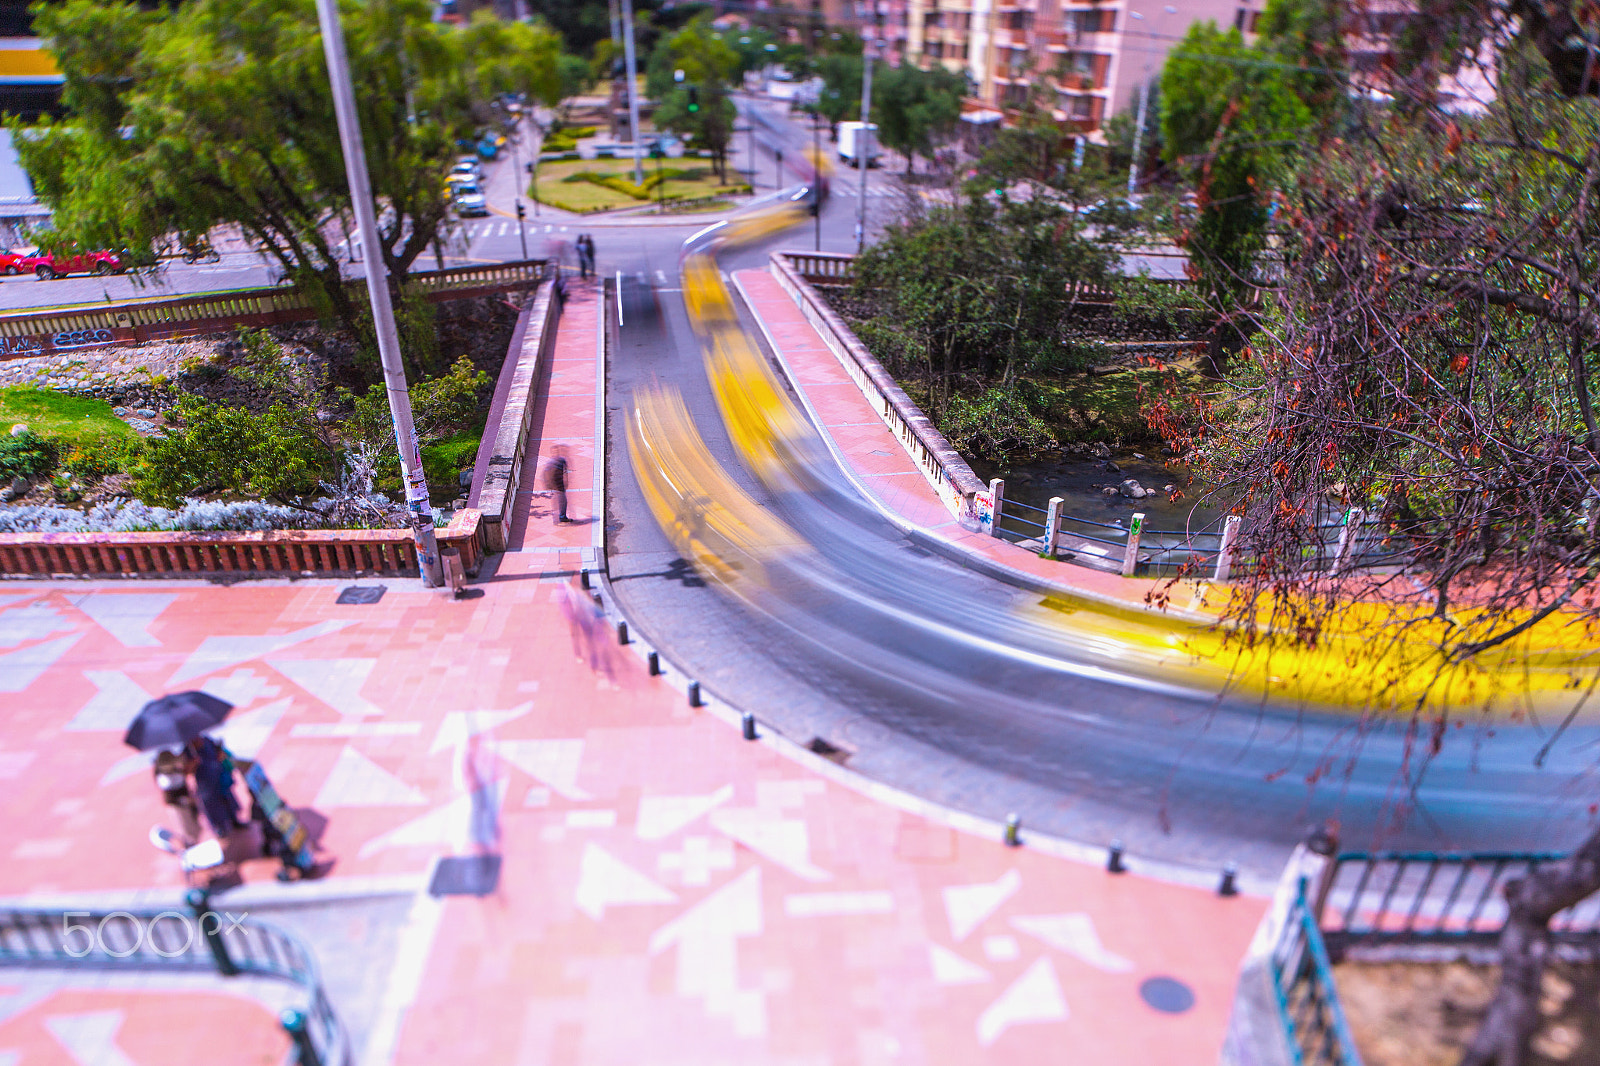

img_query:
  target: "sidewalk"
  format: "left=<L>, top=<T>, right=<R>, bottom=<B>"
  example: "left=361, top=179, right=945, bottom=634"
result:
left=0, top=284, right=1262, bottom=1065
left=731, top=268, right=1192, bottom=616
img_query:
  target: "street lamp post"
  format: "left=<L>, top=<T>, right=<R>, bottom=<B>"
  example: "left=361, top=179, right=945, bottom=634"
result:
left=1126, top=6, right=1177, bottom=198
left=504, top=108, right=530, bottom=260
left=621, top=0, right=645, bottom=186
left=813, top=110, right=822, bottom=251
left=856, top=13, right=882, bottom=254
left=313, top=0, right=442, bottom=586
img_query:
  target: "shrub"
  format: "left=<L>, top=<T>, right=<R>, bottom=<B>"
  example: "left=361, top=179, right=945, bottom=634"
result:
left=940, top=386, right=1056, bottom=463
left=63, top=436, right=143, bottom=482
left=0, top=499, right=329, bottom=534
left=0, top=430, right=58, bottom=483
left=131, top=395, right=329, bottom=508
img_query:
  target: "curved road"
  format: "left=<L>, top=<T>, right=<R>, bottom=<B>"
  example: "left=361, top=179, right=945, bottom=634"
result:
left=601, top=205, right=1600, bottom=879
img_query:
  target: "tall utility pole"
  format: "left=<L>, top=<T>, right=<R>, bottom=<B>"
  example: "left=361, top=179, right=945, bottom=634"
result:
left=621, top=0, right=645, bottom=186
left=855, top=10, right=880, bottom=254
left=1126, top=6, right=1176, bottom=198
left=813, top=110, right=822, bottom=251
left=506, top=108, right=530, bottom=259
left=313, top=0, right=442, bottom=586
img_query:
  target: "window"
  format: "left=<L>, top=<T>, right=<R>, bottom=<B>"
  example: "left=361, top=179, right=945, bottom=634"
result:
left=926, top=40, right=944, bottom=57
left=1003, top=84, right=1030, bottom=107
left=1004, top=11, right=1030, bottom=30
left=1064, top=9, right=1113, bottom=35
left=1233, top=8, right=1261, bottom=32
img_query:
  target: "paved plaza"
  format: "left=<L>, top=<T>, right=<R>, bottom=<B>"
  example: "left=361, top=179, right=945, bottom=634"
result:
left=0, top=276, right=1264, bottom=1065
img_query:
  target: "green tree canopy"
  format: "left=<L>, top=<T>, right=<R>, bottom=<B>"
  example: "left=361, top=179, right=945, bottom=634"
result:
left=649, top=17, right=738, bottom=181
left=13, top=0, right=561, bottom=382
left=869, top=62, right=966, bottom=173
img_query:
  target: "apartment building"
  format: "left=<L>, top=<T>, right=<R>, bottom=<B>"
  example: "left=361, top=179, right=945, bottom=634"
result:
left=903, top=0, right=1265, bottom=137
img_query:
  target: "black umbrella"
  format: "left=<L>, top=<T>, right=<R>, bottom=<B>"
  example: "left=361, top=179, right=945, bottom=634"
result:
left=124, top=691, right=234, bottom=751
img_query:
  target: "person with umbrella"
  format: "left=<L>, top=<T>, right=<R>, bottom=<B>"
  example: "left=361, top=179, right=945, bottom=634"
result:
left=126, top=691, right=240, bottom=838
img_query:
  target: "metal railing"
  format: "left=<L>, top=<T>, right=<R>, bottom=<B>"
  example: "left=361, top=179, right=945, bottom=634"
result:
left=0, top=892, right=345, bottom=1065
left=1319, top=851, right=1600, bottom=955
left=1273, top=877, right=1365, bottom=1066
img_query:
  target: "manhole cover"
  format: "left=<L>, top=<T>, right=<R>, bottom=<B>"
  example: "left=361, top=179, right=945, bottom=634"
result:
left=428, top=855, right=502, bottom=897
left=1139, top=975, right=1195, bottom=1014
left=336, top=585, right=386, bottom=605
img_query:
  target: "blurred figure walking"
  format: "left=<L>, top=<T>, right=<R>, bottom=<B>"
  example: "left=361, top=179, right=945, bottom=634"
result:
left=546, top=447, right=569, bottom=524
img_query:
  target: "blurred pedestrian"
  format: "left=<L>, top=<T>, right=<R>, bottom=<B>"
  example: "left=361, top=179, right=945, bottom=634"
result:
left=153, top=746, right=200, bottom=847
left=188, top=735, right=241, bottom=838
left=577, top=233, right=595, bottom=278
left=555, top=575, right=604, bottom=670
left=460, top=734, right=502, bottom=858
left=546, top=448, right=569, bottom=524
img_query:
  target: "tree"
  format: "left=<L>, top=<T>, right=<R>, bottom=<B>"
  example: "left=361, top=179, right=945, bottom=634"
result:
left=1146, top=7, right=1600, bottom=1063
left=1159, top=17, right=1317, bottom=364
left=853, top=191, right=1117, bottom=432
left=813, top=52, right=864, bottom=136
left=13, top=0, right=561, bottom=384
left=870, top=62, right=966, bottom=173
left=650, top=17, right=738, bottom=182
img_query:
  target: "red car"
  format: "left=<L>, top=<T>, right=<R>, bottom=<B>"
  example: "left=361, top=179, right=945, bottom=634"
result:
left=20, top=248, right=125, bottom=280
left=0, top=248, right=24, bottom=275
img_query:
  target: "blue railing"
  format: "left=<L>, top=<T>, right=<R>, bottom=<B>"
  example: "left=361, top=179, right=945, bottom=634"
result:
left=0, top=892, right=344, bottom=1065
left=1272, top=877, right=1365, bottom=1066
left=1319, top=850, right=1600, bottom=954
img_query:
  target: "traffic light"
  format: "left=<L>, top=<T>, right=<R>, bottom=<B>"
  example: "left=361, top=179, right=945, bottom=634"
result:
left=516, top=203, right=526, bottom=219
left=687, top=86, right=699, bottom=113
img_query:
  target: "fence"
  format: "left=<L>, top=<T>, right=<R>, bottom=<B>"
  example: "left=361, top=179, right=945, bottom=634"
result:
left=0, top=258, right=550, bottom=358
left=1318, top=850, right=1600, bottom=957
left=1271, top=877, right=1365, bottom=1066
left=0, top=893, right=345, bottom=1066
left=0, top=509, right=484, bottom=579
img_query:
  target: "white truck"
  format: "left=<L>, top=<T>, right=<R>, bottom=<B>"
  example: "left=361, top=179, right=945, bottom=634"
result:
left=837, top=121, right=882, bottom=168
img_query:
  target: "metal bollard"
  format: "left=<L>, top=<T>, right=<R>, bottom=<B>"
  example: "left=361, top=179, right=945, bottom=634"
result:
left=688, top=681, right=701, bottom=707
left=580, top=569, right=591, bottom=589
left=1219, top=862, right=1239, bottom=897
left=648, top=651, right=661, bottom=676
left=1121, top=513, right=1145, bottom=577
left=1106, top=840, right=1127, bottom=874
left=186, top=889, right=238, bottom=976
left=280, top=1008, right=322, bottom=1066
left=1003, top=813, right=1021, bottom=847
left=591, top=592, right=603, bottom=607
left=742, top=712, right=758, bottom=741
left=617, top=621, right=629, bottom=645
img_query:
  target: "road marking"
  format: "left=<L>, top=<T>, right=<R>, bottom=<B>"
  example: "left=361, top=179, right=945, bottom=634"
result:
left=498, top=222, right=509, bottom=236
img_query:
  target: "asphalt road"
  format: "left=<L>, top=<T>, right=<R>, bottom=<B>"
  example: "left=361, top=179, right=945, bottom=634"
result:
left=595, top=101, right=1600, bottom=879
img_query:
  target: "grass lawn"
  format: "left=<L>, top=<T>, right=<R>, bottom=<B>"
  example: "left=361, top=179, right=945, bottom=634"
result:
left=531, top=158, right=750, bottom=213
left=0, top=387, right=136, bottom=447
left=421, top=428, right=482, bottom=503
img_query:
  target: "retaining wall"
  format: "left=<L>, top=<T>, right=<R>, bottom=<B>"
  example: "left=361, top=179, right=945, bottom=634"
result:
left=468, top=277, right=562, bottom=552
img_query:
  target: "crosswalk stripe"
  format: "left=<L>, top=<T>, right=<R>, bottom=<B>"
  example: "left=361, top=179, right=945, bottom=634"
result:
left=499, top=222, right=509, bottom=236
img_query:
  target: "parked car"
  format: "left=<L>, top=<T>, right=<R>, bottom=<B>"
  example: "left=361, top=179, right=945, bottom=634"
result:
left=452, top=183, right=489, bottom=217
left=0, top=247, right=24, bottom=275
left=453, top=156, right=483, bottom=180
left=20, top=248, right=124, bottom=279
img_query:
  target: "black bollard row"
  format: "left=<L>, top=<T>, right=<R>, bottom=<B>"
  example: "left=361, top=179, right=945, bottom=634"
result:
left=688, top=681, right=702, bottom=707
left=1106, top=840, right=1127, bottom=874
left=1003, top=813, right=1021, bottom=847
left=1219, top=862, right=1239, bottom=897
left=742, top=712, right=758, bottom=741
left=648, top=651, right=661, bottom=676
left=580, top=569, right=591, bottom=590
left=617, top=621, right=629, bottom=645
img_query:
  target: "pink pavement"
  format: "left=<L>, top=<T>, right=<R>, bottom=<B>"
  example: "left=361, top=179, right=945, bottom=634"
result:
left=0, top=275, right=1263, bottom=1066
left=733, top=268, right=1182, bottom=613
